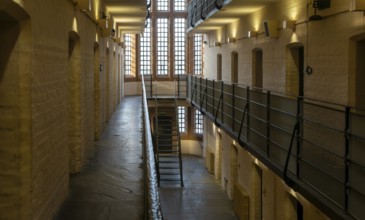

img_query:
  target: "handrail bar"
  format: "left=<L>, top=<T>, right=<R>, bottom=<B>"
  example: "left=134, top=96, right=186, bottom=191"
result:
left=141, top=74, right=163, bottom=220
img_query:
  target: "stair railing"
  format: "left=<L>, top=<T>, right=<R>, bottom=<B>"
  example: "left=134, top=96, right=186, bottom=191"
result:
left=154, top=80, right=161, bottom=185
left=141, top=74, right=163, bottom=220
left=174, top=80, right=184, bottom=187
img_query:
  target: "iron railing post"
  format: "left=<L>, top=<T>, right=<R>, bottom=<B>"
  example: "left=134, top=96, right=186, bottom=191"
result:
left=246, top=87, right=250, bottom=142
left=266, top=91, right=271, bottom=157
left=221, top=81, right=224, bottom=124
left=296, top=97, right=303, bottom=178
left=344, top=106, right=350, bottom=212
left=232, top=84, right=235, bottom=131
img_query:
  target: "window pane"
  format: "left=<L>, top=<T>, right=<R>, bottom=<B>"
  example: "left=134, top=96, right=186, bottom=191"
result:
left=157, top=0, right=169, bottom=11
left=174, top=18, right=186, bottom=75
left=174, top=0, right=185, bottom=11
left=157, top=18, right=169, bottom=76
left=194, top=34, right=203, bottom=75
left=140, top=18, right=151, bottom=75
left=125, top=34, right=136, bottom=77
left=195, top=109, right=203, bottom=134
left=178, top=106, right=186, bottom=133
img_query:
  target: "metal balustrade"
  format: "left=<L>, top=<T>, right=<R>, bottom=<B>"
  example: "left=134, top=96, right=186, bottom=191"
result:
left=145, top=75, right=188, bottom=99
left=141, top=74, right=163, bottom=220
left=187, top=75, right=365, bottom=220
left=187, top=0, right=231, bottom=30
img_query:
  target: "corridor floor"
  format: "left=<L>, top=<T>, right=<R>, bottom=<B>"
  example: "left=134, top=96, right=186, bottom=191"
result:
left=56, top=96, right=237, bottom=220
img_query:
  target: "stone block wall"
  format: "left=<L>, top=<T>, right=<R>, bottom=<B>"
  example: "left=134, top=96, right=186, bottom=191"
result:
left=203, top=0, right=365, bottom=106
left=203, top=120, right=330, bottom=220
left=0, top=0, right=124, bottom=219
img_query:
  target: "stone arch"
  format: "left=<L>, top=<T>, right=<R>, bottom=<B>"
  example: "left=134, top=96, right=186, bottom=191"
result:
left=0, top=1, right=32, bottom=219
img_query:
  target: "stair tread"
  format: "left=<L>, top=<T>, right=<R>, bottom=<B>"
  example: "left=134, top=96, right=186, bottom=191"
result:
left=160, top=160, right=179, bottom=163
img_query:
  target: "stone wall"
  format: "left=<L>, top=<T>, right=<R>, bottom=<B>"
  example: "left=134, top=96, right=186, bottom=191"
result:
left=203, top=120, right=330, bottom=220
left=203, top=0, right=365, bottom=106
left=0, top=0, right=124, bottom=219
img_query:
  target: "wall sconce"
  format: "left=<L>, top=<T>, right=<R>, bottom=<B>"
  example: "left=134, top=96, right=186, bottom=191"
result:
left=282, top=20, right=296, bottom=29
left=214, top=42, right=221, bottom=47
left=227, top=37, right=236, bottom=43
left=74, top=0, right=92, bottom=11
left=248, top=30, right=257, bottom=38
left=309, top=0, right=331, bottom=21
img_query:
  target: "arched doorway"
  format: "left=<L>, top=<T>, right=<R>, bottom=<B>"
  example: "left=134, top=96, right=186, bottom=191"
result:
left=0, top=3, right=33, bottom=219
left=252, top=48, right=263, bottom=89
left=217, top=53, right=222, bottom=81
left=94, top=42, right=100, bottom=140
left=349, top=34, right=365, bottom=109
left=286, top=43, right=304, bottom=97
left=68, top=31, right=81, bottom=173
left=230, top=143, right=238, bottom=199
left=231, top=51, right=238, bottom=83
left=106, top=47, right=110, bottom=122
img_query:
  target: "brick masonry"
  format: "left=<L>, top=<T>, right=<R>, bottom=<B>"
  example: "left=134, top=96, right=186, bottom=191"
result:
left=0, top=1, right=124, bottom=219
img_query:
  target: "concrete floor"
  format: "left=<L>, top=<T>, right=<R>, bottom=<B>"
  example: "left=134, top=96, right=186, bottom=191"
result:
left=160, top=155, right=238, bottom=220
left=56, top=96, right=237, bottom=220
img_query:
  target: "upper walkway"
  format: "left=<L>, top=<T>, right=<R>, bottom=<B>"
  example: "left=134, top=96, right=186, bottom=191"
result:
left=56, top=96, right=237, bottom=220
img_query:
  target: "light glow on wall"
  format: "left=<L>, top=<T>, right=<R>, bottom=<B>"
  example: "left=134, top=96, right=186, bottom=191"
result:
left=290, top=33, right=300, bottom=44
left=94, top=0, right=100, bottom=20
left=72, top=17, right=78, bottom=32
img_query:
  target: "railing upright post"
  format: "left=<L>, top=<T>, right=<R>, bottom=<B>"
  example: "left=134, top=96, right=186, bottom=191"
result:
left=205, top=78, right=208, bottom=111
left=213, top=80, right=215, bottom=113
left=150, top=75, right=153, bottom=98
left=296, top=97, right=303, bottom=178
left=344, top=106, right=350, bottom=212
left=267, top=91, right=271, bottom=157
left=232, top=84, right=235, bottom=132
left=246, top=87, right=250, bottom=142
left=221, top=81, right=224, bottom=124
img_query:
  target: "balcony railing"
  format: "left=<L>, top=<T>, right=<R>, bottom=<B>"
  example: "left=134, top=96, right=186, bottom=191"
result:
left=141, top=74, right=163, bottom=220
left=187, top=75, right=365, bottom=220
left=187, top=0, right=231, bottom=30
left=144, top=74, right=188, bottom=99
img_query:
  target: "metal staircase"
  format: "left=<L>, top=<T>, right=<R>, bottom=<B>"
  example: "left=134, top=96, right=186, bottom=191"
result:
left=154, top=99, right=184, bottom=187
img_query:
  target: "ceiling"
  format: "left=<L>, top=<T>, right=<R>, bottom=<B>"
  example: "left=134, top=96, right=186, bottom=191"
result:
left=189, top=0, right=276, bottom=33
left=105, top=0, right=147, bottom=35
